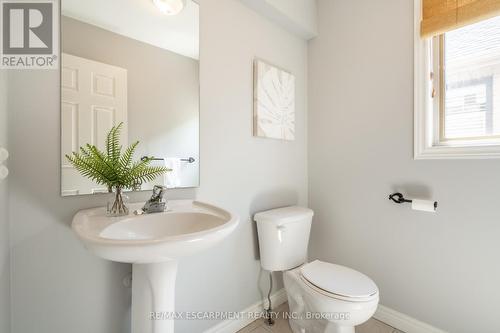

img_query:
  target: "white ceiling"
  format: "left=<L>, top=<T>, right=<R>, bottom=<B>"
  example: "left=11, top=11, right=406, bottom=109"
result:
left=62, top=0, right=199, bottom=59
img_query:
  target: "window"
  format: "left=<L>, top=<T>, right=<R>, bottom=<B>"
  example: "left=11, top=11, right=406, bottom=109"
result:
left=415, top=0, right=500, bottom=159
left=437, top=17, right=500, bottom=142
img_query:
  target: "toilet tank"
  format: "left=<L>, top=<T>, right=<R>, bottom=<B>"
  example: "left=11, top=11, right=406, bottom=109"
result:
left=254, top=206, right=314, bottom=271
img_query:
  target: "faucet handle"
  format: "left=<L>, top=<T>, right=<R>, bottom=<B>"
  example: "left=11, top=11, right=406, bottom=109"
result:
left=151, top=185, right=167, bottom=202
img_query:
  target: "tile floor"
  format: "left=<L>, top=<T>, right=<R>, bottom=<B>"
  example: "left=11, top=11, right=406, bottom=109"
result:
left=237, top=303, right=404, bottom=333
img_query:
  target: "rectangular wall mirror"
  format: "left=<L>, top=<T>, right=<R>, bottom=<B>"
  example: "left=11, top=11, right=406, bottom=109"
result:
left=60, top=0, right=200, bottom=196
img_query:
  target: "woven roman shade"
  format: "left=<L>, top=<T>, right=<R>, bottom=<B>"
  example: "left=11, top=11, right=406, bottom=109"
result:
left=421, top=0, right=500, bottom=37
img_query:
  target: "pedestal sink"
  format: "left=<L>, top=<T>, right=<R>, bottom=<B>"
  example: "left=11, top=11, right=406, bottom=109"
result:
left=72, top=200, right=239, bottom=333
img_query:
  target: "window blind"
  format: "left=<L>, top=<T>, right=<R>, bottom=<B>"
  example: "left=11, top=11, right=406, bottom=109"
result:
left=442, top=16, right=500, bottom=140
left=421, top=0, right=500, bottom=37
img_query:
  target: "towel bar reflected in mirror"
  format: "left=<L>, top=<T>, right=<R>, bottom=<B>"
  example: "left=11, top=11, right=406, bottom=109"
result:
left=141, top=156, right=196, bottom=163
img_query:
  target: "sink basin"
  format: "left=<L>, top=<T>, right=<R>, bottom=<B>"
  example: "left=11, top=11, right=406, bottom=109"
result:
left=72, top=200, right=238, bottom=263
left=72, top=200, right=239, bottom=333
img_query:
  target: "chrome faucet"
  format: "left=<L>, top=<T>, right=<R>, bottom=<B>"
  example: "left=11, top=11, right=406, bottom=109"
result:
left=135, top=185, right=167, bottom=215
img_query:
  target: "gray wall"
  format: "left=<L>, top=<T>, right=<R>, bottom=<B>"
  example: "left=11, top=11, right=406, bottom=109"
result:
left=308, top=1, right=500, bottom=333
left=7, top=0, right=307, bottom=332
left=62, top=16, right=200, bottom=188
left=0, top=69, right=10, bottom=333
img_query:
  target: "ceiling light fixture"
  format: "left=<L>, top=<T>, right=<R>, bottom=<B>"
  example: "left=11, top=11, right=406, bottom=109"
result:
left=153, top=0, right=186, bottom=15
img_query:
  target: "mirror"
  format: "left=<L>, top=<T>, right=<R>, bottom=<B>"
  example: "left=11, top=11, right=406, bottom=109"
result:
left=60, top=0, right=199, bottom=196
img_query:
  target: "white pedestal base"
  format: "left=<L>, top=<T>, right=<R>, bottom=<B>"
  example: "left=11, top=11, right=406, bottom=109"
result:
left=132, top=261, right=178, bottom=333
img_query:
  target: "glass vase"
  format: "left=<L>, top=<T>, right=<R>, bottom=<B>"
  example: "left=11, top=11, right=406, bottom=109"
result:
left=107, top=186, right=129, bottom=217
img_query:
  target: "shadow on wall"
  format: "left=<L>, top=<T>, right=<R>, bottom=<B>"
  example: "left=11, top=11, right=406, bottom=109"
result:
left=390, top=182, right=434, bottom=201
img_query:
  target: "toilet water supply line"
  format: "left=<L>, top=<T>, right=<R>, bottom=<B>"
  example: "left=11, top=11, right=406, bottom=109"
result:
left=265, top=271, right=275, bottom=326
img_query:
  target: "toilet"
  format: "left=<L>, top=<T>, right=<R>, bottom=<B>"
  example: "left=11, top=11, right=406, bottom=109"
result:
left=255, top=206, right=379, bottom=333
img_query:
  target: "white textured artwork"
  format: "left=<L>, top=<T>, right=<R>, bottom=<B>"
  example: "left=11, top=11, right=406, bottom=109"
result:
left=253, top=59, right=295, bottom=140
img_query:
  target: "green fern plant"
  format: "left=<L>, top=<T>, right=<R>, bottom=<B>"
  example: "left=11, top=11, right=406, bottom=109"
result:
left=66, top=122, right=170, bottom=215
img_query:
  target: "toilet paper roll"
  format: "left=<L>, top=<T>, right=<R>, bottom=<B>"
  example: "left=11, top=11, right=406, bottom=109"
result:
left=411, top=199, right=437, bottom=213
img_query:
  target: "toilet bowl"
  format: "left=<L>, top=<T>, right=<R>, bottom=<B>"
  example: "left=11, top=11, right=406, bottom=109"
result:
left=284, top=261, right=379, bottom=333
left=255, top=206, right=379, bottom=333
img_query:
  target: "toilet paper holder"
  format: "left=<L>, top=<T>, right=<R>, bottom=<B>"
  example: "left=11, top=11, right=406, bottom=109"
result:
left=389, top=192, right=438, bottom=210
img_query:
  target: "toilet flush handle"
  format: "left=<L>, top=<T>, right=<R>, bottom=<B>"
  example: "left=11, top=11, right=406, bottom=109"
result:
left=276, top=225, right=286, bottom=243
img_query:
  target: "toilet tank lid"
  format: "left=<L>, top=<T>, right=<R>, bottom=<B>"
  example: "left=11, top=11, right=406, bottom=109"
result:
left=254, top=206, right=313, bottom=224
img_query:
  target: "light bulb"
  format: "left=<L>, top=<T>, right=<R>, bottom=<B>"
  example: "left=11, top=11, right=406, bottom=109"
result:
left=153, top=0, right=186, bottom=15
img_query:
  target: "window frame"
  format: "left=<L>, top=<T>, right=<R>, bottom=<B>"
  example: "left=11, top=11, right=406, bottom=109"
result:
left=414, top=0, right=500, bottom=159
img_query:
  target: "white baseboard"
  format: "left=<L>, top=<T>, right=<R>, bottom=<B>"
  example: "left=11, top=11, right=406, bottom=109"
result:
left=204, top=289, right=447, bottom=333
left=374, top=304, right=447, bottom=333
left=203, top=289, right=288, bottom=333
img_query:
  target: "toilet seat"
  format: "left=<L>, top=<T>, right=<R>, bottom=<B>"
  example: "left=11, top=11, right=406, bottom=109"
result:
left=300, top=260, right=379, bottom=302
